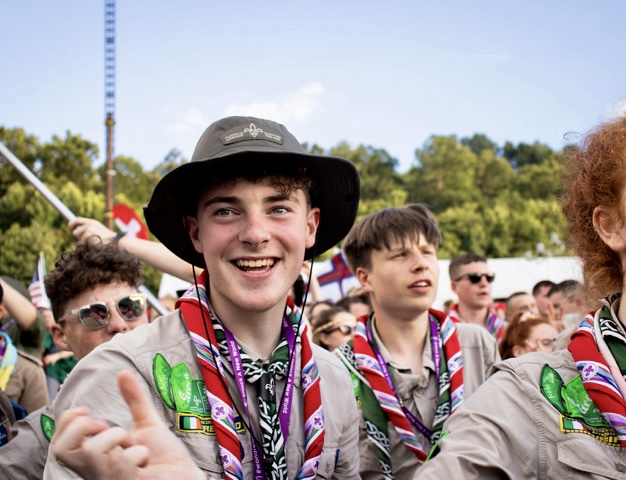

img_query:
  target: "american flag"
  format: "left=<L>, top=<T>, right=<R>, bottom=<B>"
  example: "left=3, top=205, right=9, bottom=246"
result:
left=28, top=252, right=51, bottom=309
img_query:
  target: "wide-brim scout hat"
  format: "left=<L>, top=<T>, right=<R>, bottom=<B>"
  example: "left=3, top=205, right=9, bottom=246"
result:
left=144, top=116, right=360, bottom=267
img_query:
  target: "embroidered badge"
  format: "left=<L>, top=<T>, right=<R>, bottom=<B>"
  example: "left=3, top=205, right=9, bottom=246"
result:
left=41, top=414, right=55, bottom=442
left=152, top=354, right=245, bottom=435
left=220, top=123, right=283, bottom=145
left=541, top=364, right=608, bottom=428
left=560, top=415, right=621, bottom=447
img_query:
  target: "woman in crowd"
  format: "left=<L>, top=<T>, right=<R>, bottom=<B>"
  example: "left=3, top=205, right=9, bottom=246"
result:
left=499, top=312, right=558, bottom=359
left=311, top=306, right=357, bottom=351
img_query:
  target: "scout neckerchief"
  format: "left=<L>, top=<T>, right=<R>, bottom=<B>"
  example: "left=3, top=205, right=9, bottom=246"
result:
left=337, top=309, right=464, bottom=479
left=448, top=304, right=504, bottom=342
left=178, top=271, right=325, bottom=480
left=568, top=293, right=626, bottom=446
left=0, top=332, right=17, bottom=390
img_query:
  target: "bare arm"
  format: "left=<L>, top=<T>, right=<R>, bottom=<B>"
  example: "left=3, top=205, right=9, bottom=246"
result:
left=68, top=217, right=200, bottom=283
left=0, top=278, right=38, bottom=330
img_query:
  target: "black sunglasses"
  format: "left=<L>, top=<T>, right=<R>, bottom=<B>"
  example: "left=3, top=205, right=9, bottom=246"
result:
left=64, top=293, right=147, bottom=330
left=455, top=273, right=495, bottom=284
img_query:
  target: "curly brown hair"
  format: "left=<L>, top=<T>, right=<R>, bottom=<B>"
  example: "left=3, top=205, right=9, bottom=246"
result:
left=44, top=238, right=143, bottom=322
left=561, top=117, right=626, bottom=306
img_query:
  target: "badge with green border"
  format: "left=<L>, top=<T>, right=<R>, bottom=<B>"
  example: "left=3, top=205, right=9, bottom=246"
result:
left=541, top=365, right=611, bottom=430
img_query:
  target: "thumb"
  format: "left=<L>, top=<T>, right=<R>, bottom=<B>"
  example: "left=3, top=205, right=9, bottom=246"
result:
left=117, top=370, right=161, bottom=430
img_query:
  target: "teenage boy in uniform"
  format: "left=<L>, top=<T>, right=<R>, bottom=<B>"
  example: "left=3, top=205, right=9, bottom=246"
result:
left=448, top=252, right=504, bottom=342
left=0, top=240, right=151, bottom=479
left=335, top=204, right=499, bottom=479
left=44, top=116, right=361, bottom=479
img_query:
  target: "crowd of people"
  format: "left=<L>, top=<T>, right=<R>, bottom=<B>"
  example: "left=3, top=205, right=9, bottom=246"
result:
left=0, top=113, right=625, bottom=478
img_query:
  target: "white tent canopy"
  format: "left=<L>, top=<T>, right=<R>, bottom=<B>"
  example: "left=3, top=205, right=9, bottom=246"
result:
left=158, top=256, right=583, bottom=311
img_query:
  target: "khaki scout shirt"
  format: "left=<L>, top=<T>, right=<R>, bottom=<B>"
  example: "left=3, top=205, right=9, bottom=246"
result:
left=0, top=406, right=53, bottom=479
left=418, top=348, right=626, bottom=479
left=44, top=309, right=360, bottom=479
left=6, top=351, right=49, bottom=415
left=357, top=322, right=500, bottom=480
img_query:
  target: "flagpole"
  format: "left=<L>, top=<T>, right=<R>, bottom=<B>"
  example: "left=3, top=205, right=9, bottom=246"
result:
left=0, top=141, right=169, bottom=316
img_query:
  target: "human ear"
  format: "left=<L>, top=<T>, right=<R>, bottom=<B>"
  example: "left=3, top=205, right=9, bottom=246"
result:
left=593, top=206, right=626, bottom=252
left=304, top=208, right=321, bottom=249
left=51, top=323, right=71, bottom=352
left=355, top=267, right=374, bottom=294
left=185, top=216, right=203, bottom=254
left=512, top=345, right=525, bottom=358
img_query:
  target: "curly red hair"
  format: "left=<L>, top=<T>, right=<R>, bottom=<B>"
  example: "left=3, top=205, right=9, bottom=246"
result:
left=561, top=117, right=626, bottom=306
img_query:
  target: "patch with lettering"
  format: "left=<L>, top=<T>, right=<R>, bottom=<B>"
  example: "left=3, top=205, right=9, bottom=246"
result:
left=40, top=414, right=55, bottom=442
left=540, top=365, right=609, bottom=429
left=560, top=415, right=621, bottom=446
left=152, top=354, right=245, bottom=435
left=220, top=122, right=283, bottom=145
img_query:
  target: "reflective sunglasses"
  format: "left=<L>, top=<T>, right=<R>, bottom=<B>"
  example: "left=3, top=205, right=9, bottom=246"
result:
left=455, top=272, right=496, bottom=284
left=65, top=293, right=147, bottom=330
left=323, top=325, right=356, bottom=335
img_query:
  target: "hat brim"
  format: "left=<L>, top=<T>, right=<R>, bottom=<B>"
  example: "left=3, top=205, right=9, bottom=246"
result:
left=144, top=150, right=360, bottom=267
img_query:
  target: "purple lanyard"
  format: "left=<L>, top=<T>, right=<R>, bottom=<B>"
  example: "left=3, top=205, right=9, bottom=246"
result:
left=486, top=311, right=498, bottom=335
left=222, top=315, right=298, bottom=479
left=366, top=315, right=441, bottom=439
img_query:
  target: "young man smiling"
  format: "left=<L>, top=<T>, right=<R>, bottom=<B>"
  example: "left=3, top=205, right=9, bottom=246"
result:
left=44, top=116, right=361, bottom=479
left=335, top=205, right=499, bottom=479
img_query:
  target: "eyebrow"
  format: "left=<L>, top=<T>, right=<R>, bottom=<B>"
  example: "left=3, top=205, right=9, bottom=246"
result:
left=202, top=192, right=300, bottom=209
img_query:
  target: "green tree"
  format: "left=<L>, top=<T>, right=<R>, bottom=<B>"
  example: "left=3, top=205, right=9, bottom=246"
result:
left=406, top=135, right=480, bottom=212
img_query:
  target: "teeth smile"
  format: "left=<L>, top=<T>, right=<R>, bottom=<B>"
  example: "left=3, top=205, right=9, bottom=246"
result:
left=236, top=259, right=275, bottom=268
left=415, top=281, right=428, bottom=287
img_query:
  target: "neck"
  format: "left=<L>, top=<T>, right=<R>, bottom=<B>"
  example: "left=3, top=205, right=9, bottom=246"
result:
left=457, top=303, right=488, bottom=326
left=211, top=296, right=287, bottom=359
left=372, top=308, right=430, bottom=373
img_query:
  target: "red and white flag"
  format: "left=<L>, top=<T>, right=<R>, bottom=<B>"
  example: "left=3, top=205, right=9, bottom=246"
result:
left=314, top=250, right=360, bottom=302
left=112, top=203, right=149, bottom=240
left=28, top=252, right=51, bottom=310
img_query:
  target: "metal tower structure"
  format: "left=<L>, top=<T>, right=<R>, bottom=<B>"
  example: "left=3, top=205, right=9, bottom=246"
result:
left=104, top=0, right=116, bottom=229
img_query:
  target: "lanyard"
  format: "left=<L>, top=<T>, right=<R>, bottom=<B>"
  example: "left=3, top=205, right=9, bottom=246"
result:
left=366, top=315, right=441, bottom=439
left=222, top=314, right=297, bottom=479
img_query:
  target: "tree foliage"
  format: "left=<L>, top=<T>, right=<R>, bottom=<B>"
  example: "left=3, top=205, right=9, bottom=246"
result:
left=0, top=125, right=568, bottom=289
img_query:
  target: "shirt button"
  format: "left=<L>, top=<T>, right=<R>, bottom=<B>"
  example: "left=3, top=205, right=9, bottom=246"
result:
left=616, top=463, right=626, bottom=472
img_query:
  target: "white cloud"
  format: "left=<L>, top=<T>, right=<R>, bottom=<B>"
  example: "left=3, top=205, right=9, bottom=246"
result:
left=604, top=100, right=626, bottom=121
left=224, top=83, right=327, bottom=124
left=164, top=107, right=210, bottom=135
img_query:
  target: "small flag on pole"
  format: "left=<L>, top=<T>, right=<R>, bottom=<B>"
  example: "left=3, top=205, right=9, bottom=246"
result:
left=314, top=250, right=360, bottom=302
left=28, top=252, right=51, bottom=310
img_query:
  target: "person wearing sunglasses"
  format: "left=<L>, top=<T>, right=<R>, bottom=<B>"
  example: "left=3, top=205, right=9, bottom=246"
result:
left=335, top=204, right=499, bottom=479
left=0, top=239, right=149, bottom=479
left=311, top=306, right=357, bottom=351
left=45, top=116, right=361, bottom=480
left=448, top=253, right=504, bottom=342
left=417, top=116, right=626, bottom=478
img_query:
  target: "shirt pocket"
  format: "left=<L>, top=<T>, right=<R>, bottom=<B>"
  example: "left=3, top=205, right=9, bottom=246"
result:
left=557, top=437, right=626, bottom=478
left=291, top=442, right=342, bottom=479
left=178, top=429, right=255, bottom=476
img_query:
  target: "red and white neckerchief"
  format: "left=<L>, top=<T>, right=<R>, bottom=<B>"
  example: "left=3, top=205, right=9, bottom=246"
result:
left=568, top=293, right=626, bottom=446
left=350, top=309, right=464, bottom=462
left=178, top=271, right=325, bottom=479
left=448, top=304, right=504, bottom=342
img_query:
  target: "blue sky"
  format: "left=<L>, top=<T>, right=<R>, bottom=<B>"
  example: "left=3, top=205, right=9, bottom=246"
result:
left=2, top=1, right=626, bottom=173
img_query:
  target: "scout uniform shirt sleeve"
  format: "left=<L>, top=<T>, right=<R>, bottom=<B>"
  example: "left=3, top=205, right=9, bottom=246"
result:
left=43, top=339, right=141, bottom=479
left=0, top=406, right=53, bottom=479
left=416, top=360, right=541, bottom=479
